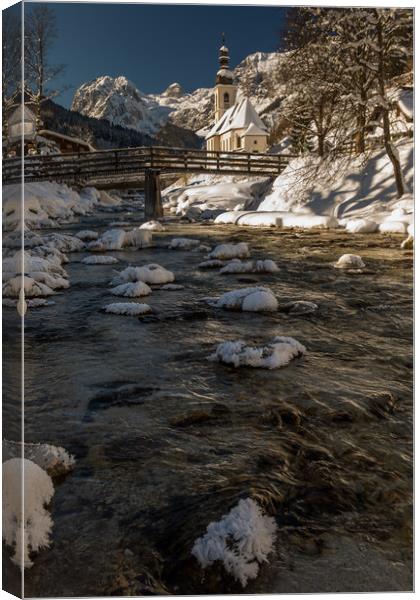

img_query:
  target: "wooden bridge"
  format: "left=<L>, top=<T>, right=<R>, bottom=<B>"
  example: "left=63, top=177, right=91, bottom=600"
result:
left=2, top=145, right=295, bottom=218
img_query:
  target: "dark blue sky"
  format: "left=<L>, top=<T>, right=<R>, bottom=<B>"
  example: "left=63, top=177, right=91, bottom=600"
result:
left=23, top=2, right=287, bottom=108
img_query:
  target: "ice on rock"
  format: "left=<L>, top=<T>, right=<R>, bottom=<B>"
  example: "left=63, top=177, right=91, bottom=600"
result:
left=334, top=254, right=365, bottom=269
left=209, top=287, right=278, bottom=312
left=88, top=228, right=152, bottom=251
left=112, top=264, right=175, bottom=286
left=123, top=228, right=153, bottom=248
left=220, top=259, right=279, bottom=275
left=210, top=336, right=306, bottom=369
left=110, top=281, right=152, bottom=297
left=345, top=219, right=378, bottom=234
left=169, top=237, right=200, bottom=250
left=140, top=220, right=166, bottom=231
left=75, top=230, right=98, bottom=241
left=2, top=458, right=54, bottom=569
left=208, top=242, right=250, bottom=260
left=3, top=276, right=54, bottom=298
left=88, top=229, right=126, bottom=251
left=82, top=255, right=119, bottom=265
left=103, top=302, right=152, bottom=316
left=44, top=233, right=85, bottom=253
left=3, top=441, right=75, bottom=478
left=198, top=259, right=225, bottom=269
left=192, top=498, right=277, bottom=587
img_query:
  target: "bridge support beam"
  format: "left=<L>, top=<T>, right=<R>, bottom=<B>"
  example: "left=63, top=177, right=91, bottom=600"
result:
left=144, top=169, right=163, bottom=220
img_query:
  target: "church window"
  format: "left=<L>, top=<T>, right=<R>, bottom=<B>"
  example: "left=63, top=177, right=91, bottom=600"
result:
left=223, top=92, right=230, bottom=107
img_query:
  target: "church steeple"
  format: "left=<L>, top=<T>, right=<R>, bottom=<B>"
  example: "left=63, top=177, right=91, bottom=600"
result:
left=216, top=34, right=234, bottom=85
left=214, top=34, right=237, bottom=122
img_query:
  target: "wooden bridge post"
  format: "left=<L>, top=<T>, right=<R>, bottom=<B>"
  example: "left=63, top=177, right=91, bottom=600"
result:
left=144, top=168, right=163, bottom=219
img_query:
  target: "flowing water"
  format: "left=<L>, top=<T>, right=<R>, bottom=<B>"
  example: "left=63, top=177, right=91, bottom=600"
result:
left=3, top=198, right=413, bottom=595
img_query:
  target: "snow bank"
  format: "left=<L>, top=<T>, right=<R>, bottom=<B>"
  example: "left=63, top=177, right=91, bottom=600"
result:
left=88, top=228, right=152, bottom=251
left=140, top=220, right=166, bottom=231
left=208, top=287, right=278, bottom=312
left=215, top=211, right=338, bottom=229
left=2, top=458, right=54, bottom=569
left=2, top=182, right=121, bottom=231
left=3, top=441, right=75, bottom=478
left=103, top=302, right=152, bottom=316
left=163, top=174, right=271, bottom=219
left=110, top=281, right=152, bottom=297
left=210, top=336, right=306, bottom=369
left=334, top=254, right=365, bottom=269
left=258, top=140, right=413, bottom=230
left=192, top=498, right=277, bottom=587
left=169, top=237, right=200, bottom=250
left=82, top=255, right=119, bottom=265
left=220, top=259, right=279, bottom=275
left=208, top=242, right=249, bottom=260
left=111, top=264, right=175, bottom=286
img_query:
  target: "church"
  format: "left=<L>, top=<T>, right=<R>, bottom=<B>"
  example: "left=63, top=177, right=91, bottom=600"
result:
left=206, top=42, right=269, bottom=153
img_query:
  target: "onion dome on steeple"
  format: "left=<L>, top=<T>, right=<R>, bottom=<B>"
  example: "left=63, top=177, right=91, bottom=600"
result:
left=216, top=33, right=235, bottom=85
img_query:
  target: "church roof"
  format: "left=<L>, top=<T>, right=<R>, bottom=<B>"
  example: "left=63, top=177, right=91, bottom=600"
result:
left=240, top=122, right=269, bottom=137
left=206, top=97, right=268, bottom=139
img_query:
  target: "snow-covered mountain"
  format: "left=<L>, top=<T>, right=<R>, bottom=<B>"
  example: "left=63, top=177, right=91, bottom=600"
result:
left=71, top=52, right=287, bottom=138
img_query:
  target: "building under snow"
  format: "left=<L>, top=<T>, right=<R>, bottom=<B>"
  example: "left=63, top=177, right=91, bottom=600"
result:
left=206, top=44, right=269, bottom=153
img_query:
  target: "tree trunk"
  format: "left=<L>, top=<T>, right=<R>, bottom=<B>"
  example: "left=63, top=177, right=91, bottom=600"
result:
left=376, top=18, right=405, bottom=197
left=355, top=93, right=367, bottom=154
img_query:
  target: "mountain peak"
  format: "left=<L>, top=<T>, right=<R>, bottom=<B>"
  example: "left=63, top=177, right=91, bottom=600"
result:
left=162, top=82, right=184, bottom=98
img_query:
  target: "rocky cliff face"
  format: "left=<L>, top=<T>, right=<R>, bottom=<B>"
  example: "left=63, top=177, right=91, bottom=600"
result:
left=71, top=51, right=288, bottom=138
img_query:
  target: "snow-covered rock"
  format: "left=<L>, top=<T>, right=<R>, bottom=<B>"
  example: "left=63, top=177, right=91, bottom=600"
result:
left=208, top=287, right=278, bottom=312
left=334, top=254, right=365, bottom=269
left=192, top=498, right=277, bottom=587
left=169, top=237, right=200, bottom=250
left=3, top=276, right=54, bottom=298
left=210, top=336, right=306, bottom=369
left=111, top=264, right=174, bottom=286
left=103, top=302, right=152, bottom=316
left=3, top=441, right=75, bottom=478
left=88, top=228, right=152, bottom=251
left=345, top=219, right=378, bottom=234
left=82, top=255, right=119, bottom=265
left=2, top=458, right=54, bottom=569
left=140, top=220, right=166, bottom=231
left=215, top=211, right=338, bottom=230
left=378, top=221, right=408, bottom=234
left=208, top=242, right=249, bottom=260
left=75, top=230, right=99, bottom=241
left=198, top=259, right=225, bottom=269
left=110, top=281, right=152, bottom=297
left=220, top=259, right=279, bottom=275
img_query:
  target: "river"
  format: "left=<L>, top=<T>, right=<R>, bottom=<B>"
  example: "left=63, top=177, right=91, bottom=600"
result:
left=3, top=197, right=413, bottom=595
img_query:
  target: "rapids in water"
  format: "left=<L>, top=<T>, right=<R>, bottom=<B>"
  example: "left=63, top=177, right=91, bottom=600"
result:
left=3, top=195, right=413, bottom=595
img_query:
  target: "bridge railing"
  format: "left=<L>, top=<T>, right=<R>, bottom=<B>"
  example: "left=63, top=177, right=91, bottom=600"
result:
left=2, top=145, right=295, bottom=184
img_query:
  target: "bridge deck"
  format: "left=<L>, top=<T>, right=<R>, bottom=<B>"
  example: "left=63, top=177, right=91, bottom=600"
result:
left=2, top=145, right=295, bottom=186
